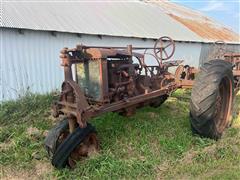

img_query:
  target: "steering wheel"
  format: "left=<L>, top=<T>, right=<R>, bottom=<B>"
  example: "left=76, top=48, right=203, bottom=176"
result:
left=154, top=36, right=175, bottom=63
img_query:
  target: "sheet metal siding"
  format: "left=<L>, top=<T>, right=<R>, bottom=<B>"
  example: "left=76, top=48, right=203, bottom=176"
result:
left=199, top=44, right=240, bottom=66
left=2, top=1, right=202, bottom=42
left=2, top=29, right=63, bottom=101
left=0, top=29, right=3, bottom=102
left=1, top=28, right=201, bottom=101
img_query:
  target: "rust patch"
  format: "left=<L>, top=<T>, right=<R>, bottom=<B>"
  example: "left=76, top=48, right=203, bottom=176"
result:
left=169, top=14, right=239, bottom=42
left=147, top=0, right=239, bottom=42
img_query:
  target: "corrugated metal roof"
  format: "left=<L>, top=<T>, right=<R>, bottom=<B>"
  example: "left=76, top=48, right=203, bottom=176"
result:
left=1, top=1, right=202, bottom=42
left=1, top=1, right=239, bottom=43
left=147, top=0, right=240, bottom=43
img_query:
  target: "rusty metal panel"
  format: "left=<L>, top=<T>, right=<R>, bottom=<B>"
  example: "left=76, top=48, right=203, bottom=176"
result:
left=169, top=14, right=239, bottom=43
left=101, top=59, right=109, bottom=100
left=148, top=0, right=240, bottom=43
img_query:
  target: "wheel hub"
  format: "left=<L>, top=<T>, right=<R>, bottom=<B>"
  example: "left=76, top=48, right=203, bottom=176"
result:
left=68, top=133, right=99, bottom=168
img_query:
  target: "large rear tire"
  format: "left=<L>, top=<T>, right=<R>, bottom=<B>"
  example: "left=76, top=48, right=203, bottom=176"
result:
left=190, top=60, right=234, bottom=139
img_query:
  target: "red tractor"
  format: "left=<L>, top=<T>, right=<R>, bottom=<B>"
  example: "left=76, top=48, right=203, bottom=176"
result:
left=44, top=36, right=240, bottom=168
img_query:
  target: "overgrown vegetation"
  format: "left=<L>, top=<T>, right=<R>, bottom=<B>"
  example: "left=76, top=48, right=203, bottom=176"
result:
left=0, top=90, right=239, bottom=179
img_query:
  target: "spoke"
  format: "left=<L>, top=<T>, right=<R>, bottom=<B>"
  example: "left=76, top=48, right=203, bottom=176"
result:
left=163, top=50, right=168, bottom=59
left=160, top=49, right=163, bottom=61
left=164, top=42, right=173, bottom=49
left=160, top=40, right=164, bottom=49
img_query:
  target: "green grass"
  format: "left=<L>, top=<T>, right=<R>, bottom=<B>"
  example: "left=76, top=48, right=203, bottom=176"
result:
left=0, top=90, right=240, bottom=179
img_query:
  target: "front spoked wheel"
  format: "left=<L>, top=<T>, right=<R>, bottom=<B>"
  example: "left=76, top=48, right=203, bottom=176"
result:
left=68, top=132, right=99, bottom=168
left=46, top=121, right=99, bottom=169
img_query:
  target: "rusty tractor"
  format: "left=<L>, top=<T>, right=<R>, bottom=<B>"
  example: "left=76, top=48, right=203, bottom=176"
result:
left=44, top=36, right=240, bottom=168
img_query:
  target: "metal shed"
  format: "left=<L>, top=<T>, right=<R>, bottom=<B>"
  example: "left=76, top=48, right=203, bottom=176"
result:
left=1, top=1, right=239, bottom=101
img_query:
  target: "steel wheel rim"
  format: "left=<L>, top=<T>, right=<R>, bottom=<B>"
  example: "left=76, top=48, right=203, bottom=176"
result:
left=215, top=76, right=233, bottom=132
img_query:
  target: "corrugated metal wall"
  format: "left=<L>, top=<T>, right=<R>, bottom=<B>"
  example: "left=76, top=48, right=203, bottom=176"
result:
left=1, top=28, right=202, bottom=101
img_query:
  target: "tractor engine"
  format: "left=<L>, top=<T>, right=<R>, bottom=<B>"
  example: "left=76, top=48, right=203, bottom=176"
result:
left=107, top=59, right=139, bottom=102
